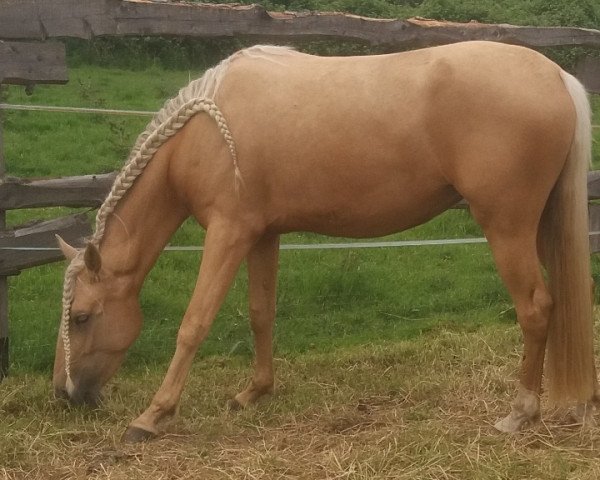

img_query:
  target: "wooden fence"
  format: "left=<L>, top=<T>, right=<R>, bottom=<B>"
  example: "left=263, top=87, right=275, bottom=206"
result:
left=1, top=0, right=600, bottom=379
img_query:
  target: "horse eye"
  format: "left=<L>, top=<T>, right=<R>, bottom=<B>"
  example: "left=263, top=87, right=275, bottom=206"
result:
left=74, top=313, right=90, bottom=325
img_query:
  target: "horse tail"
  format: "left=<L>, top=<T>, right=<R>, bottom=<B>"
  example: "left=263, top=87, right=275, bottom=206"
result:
left=541, top=71, right=596, bottom=406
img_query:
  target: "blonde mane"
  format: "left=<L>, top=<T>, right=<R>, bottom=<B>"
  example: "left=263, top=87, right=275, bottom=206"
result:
left=59, top=45, right=298, bottom=384
left=92, top=45, right=298, bottom=244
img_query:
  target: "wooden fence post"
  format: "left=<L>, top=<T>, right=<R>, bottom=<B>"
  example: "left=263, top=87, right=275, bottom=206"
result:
left=0, top=95, right=7, bottom=380
left=0, top=40, right=68, bottom=380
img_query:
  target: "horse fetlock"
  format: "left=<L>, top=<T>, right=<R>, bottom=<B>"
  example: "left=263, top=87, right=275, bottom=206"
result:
left=151, top=400, right=179, bottom=423
left=249, top=378, right=274, bottom=401
left=233, top=379, right=274, bottom=408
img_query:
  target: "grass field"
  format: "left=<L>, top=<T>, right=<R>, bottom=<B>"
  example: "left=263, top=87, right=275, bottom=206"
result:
left=2, top=45, right=600, bottom=478
left=4, top=323, right=600, bottom=478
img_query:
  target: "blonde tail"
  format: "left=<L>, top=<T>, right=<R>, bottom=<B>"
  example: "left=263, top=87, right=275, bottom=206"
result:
left=542, top=71, right=596, bottom=406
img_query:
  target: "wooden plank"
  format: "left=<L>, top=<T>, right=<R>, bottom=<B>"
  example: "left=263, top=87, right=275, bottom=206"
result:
left=0, top=278, right=7, bottom=380
left=0, top=0, right=599, bottom=49
left=0, top=213, right=91, bottom=275
left=0, top=172, right=116, bottom=209
left=576, top=56, right=600, bottom=94
left=590, top=204, right=600, bottom=254
left=0, top=92, right=6, bottom=380
left=0, top=169, right=598, bottom=212
left=0, top=41, right=67, bottom=85
left=587, top=170, right=600, bottom=201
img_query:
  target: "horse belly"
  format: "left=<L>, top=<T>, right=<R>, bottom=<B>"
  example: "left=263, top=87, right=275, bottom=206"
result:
left=268, top=172, right=461, bottom=238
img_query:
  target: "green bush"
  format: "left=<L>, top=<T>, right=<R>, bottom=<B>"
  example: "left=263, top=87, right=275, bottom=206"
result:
left=419, top=0, right=599, bottom=27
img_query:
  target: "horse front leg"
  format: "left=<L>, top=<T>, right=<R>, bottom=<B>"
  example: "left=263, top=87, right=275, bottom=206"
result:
left=122, top=219, right=257, bottom=442
left=230, top=233, right=279, bottom=409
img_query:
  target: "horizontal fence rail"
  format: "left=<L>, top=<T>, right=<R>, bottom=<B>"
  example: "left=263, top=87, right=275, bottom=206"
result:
left=2, top=0, right=600, bottom=49
left=0, top=233, right=599, bottom=253
left=0, top=173, right=117, bottom=210
left=0, top=41, right=67, bottom=85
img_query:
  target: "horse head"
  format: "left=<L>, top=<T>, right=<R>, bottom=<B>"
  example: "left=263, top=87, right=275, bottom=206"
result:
left=52, top=236, right=143, bottom=406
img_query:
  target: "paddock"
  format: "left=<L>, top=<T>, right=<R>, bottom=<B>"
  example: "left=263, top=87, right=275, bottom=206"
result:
left=2, top=1, right=600, bottom=478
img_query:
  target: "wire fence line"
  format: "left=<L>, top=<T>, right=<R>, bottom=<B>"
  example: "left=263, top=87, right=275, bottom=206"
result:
left=1, top=103, right=600, bottom=129
left=0, top=103, right=155, bottom=117
left=2, top=232, right=600, bottom=252
left=0, top=237, right=489, bottom=252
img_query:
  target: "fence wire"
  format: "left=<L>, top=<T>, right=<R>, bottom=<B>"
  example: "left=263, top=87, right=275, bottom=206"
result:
left=1, top=103, right=599, bottom=129
left=2, top=233, right=600, bottom=252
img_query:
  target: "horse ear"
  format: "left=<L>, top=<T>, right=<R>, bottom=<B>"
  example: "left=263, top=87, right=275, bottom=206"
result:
left=55, top=235, right=78, bottom=262
left=84, top=243, right=102, bottom=274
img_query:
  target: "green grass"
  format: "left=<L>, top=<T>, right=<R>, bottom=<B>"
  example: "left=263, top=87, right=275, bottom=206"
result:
left=4, top=323, right=600, bottom=478
left=3, top=66, right=201, bottom=177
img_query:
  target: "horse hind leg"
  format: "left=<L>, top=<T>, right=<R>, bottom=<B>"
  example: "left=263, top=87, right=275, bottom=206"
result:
left=480, top=226, right=552, bottom=432
left=230, top=233, right=279, bottom=409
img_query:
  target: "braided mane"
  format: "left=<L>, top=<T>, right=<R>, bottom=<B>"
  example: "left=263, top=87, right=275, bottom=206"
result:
left=92, top=61, right=237, bottom=244
left=59, top=45, right=298, bottom=384
left=92, top=44, right=298, bottom=244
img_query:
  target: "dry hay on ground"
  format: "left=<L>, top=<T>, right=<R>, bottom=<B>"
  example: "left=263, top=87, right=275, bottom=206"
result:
left=3, top=317, right=600, bottom=479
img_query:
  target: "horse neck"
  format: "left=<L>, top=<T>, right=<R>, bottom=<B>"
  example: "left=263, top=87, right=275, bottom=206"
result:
left=98, top=145, right=188, bottom=291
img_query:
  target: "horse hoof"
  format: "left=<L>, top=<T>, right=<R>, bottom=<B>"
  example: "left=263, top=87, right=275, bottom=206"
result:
left=494, top=416, right=521, bottom=433
left=121, top=425, right=157, bottom=443
left=569, top=403, right=597, bottom=427
left=227, top=398, right=243, bottom=411
left=494, top=412, right=532, bottom=433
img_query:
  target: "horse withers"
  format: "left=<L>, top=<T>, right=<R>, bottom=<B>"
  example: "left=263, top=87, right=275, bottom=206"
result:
left=52, top=41, right=597, bottom=441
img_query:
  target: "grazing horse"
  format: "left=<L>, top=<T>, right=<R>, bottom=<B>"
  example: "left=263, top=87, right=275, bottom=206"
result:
left=53, top=41, right=597, bottom=442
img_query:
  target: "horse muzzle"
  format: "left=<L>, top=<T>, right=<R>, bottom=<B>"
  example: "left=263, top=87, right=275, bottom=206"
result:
left=54, top=380, right=102, bottom=407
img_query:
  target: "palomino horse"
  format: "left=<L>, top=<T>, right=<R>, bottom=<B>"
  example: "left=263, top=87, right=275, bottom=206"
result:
left=53, top=41, right=597, bottom=442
